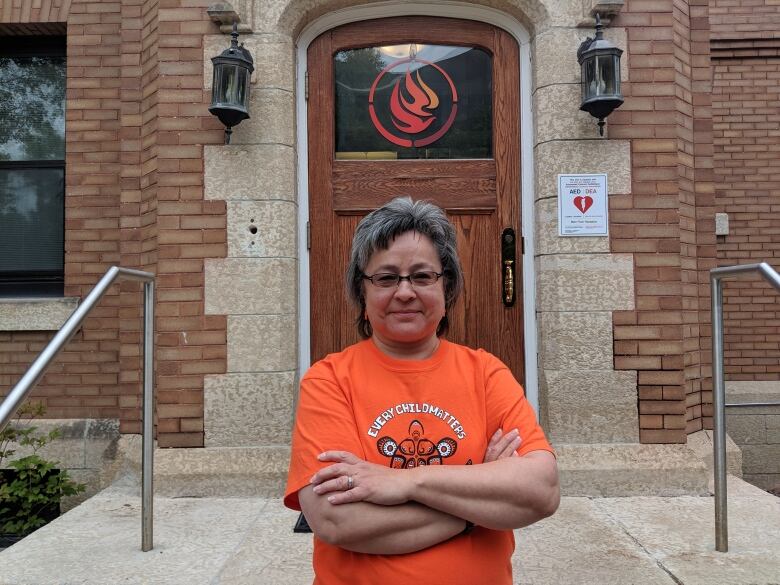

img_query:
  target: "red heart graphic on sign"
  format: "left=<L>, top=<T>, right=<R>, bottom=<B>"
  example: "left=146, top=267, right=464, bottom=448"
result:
left=573, top=195, right=593, bottom=214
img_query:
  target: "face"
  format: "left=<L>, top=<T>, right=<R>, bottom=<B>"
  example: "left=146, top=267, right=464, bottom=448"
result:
left=362, top=231, right=446, bottom=350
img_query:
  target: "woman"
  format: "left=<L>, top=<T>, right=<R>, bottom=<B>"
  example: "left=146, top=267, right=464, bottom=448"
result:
left=284, top=197, right=559, bottom=584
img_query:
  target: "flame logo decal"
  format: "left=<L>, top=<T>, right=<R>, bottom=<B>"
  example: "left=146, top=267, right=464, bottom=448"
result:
left=368, top=57, right=458, bottom=148
left=390, top=70, right=438, bottom=134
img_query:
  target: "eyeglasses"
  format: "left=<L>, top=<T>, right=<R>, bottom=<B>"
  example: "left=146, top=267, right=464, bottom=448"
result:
left=362, top=271, right=443, bottom=288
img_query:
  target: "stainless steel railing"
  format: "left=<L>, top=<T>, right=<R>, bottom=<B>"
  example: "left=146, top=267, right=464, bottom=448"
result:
left=0, top=266, right=156, bottom=552
left=711, top=261, right=780, bottom=553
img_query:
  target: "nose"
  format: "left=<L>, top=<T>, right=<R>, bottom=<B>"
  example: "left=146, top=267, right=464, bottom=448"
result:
left=393, top=278, right=417, bottom=300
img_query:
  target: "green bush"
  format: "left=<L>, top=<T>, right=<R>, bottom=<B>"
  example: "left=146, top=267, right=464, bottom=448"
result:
left=0, top=403, right=85, bottom=536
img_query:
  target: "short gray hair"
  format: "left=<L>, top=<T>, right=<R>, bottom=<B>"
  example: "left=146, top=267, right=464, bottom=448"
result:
left=346, top=196, right=464, bottom=339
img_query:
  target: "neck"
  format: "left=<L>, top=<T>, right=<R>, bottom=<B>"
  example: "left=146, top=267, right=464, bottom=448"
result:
left=371, top=334, right=441, bottom=361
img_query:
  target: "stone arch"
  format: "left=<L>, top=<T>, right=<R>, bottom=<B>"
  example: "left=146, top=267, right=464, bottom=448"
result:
left=274, top=0, right=552, bottom=40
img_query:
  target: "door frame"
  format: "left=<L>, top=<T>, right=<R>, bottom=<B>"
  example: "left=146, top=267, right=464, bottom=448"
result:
left=295, top=2, right=539, bottom=411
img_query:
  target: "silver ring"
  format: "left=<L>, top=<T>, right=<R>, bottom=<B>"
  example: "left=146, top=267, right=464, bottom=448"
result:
left=347, top=475, right=354, bottom=490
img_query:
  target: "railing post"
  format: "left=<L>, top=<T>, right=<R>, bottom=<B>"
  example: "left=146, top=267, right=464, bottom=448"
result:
left=142, top=279, right=155, bottom=552
left=709, top=261, right=780, bottom=553
left=711, top=273, right=728, bottom=552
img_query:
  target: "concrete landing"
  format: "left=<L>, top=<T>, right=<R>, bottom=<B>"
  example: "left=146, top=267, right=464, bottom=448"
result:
left=1, top=476, right=778, bottom=585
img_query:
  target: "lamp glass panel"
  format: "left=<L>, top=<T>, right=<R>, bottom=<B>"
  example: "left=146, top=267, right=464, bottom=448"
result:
left=597, top=54, right=616, bottom=96
left=234, top=67, right=249, bottom=107
left=220, top=64, right=240, bottom=105
left=211, top=62, right=224, bottom=105
left=582, top=58, right=595, bottom=101
left=334, top=44, right=492, bottom=159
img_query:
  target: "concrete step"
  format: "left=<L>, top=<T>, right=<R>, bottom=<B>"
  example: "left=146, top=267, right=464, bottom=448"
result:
left=0, top=476, right=778, bottom=584
left=110, top=436, right=290, bottom=498
left=109, top=431, right=740, bottom=499
left=554, top=431, right=743, bottom=497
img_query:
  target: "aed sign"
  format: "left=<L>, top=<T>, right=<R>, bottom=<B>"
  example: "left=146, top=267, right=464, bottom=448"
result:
left=558, top=174, right=609, bottom=237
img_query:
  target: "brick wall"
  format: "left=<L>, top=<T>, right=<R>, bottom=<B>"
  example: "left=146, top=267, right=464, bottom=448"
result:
left=679, top=0, right=716, bottom=434
left=1, top=1, right=123, bottom=420
left=152, top=1, right=224, bottom=447
left=710, top=0, right=780, bottom=40
left=710, top=0, right=780, bottom=382
left=0, top=0, right=227, bottom=447
left=712, top=53, right=780, bottom=379
left=609, top=0, right=715, bottom=442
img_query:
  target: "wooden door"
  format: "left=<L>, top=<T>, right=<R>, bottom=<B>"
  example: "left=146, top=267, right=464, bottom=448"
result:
left=308, top=17, right=524, bottom=382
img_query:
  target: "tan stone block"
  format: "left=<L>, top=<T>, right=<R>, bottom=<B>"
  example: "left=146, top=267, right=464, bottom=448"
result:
left=205, top=258, right=296, bottom=315
left=554, top=443, right=709, bottom=497
left=0, top=297, right=79, bottom=331
left=4, top=419, right=86, bottom=469
left=227, top=200, right=296, bottom=258
left=204, top=34, right=294, bottom=91
left=229, top=88, right=295, bottom=146
left=743, top=473, right=780, bottom=493
left=534, top=139, right=631, bottom=201
left=536, top=253, right=634, bottom=312
left=686, top=429, right=743, bottom=477
left=725, top=413, right=766, bottom=444
left=534, top=83, right=600, bottom=142
left=204, top=144, right=295, bottom=201
left=204, top=372, right=295, bottom=447
left=84, top=419, right=121, bottom=470
left=539, top=310, right=613, bottom=370
left=227, top=314, right=297, bottom=372
left=535, top=197, right=610, bottom=255
left=152, top=444, right=292, bottom=497
left=533, top=26, right=628, bottom=89
left=537, top=0, right=587, bottom=27
left=741, top=444, right=780, bottom=474
left=542, top=369, right=639, bottom=443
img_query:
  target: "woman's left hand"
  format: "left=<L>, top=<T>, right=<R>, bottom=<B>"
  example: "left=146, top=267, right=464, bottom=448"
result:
left=311, top=451, right=412, bottom=506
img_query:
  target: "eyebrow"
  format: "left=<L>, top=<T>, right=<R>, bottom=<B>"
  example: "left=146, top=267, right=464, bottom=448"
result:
left=371, top=262, right=440, bottom=273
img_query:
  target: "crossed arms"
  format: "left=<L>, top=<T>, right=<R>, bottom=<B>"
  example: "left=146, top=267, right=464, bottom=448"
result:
left=298, top=428, right=560, bottom=555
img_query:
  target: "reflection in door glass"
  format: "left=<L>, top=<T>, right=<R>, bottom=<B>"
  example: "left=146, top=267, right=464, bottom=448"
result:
left=335, top=44, right=492, bottom=160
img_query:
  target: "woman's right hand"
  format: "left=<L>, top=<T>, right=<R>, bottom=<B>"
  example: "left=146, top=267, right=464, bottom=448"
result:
left=483, top=428, right=521, bottom=463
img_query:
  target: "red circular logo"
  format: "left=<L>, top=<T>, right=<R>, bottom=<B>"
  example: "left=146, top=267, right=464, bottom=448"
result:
left=368, top=57, right=458, bottom=148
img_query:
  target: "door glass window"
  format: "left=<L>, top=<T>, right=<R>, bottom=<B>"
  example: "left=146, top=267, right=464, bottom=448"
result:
left=335, top=44, right=492, bottom=160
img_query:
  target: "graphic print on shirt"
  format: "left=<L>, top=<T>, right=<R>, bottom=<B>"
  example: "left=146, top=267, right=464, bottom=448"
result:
left=376, top=419, right=460, bottom=468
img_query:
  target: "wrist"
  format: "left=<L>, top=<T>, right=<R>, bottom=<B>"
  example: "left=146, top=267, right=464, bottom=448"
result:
left=404, top=465, right=423, bottom=502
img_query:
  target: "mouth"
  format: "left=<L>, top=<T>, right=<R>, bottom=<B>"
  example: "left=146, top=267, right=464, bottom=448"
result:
left=390, top=310, right=420, bottom=317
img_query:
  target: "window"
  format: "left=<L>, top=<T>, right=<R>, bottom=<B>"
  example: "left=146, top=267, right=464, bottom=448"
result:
left=335, top=44, right=492, bottom=160
left=0, top=37, right=66, bottom=297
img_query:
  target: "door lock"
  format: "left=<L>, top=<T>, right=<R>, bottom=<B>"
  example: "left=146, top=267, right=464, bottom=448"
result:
left=501, top=228, right=516, bottom=307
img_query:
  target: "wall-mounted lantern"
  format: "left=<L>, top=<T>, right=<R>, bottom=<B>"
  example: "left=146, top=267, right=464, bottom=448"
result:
left=208, top=22, right=254, bottom=144
left=577, top=14, right=623, bottom=136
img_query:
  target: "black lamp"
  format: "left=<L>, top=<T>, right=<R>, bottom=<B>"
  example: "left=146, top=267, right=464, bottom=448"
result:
left=577, top=14, right=623, bottom=136
left=209, top=22, right=254, bottom=144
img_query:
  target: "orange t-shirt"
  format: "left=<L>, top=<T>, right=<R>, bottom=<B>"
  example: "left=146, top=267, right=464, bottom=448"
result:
left=284, top=338, right=554, bottom=585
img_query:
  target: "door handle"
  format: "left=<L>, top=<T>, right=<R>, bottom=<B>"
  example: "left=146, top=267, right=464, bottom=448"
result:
left=501, top=228, right=516, bottom=307
left=504, top=260, right=514, bottom=305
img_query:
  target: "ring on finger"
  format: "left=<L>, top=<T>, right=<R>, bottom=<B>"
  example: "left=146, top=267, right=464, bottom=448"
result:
left=346, top=475, right=354, bottom=490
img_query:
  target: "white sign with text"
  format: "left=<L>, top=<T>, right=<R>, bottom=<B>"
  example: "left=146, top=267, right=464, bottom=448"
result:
left=558, top=174, right=609, bottom=236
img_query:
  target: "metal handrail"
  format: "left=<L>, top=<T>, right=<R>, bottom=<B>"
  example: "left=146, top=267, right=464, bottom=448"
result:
left=710, top=261, right=780, bottom=553
left=0, top=266, right=156, bottom=552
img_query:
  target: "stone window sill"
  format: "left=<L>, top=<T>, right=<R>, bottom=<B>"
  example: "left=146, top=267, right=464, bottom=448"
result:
left=0, top=297, right=79, bottom=331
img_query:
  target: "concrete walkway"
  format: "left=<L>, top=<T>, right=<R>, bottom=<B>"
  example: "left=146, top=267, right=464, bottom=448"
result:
left=0, top=476, right=778, bottom=585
